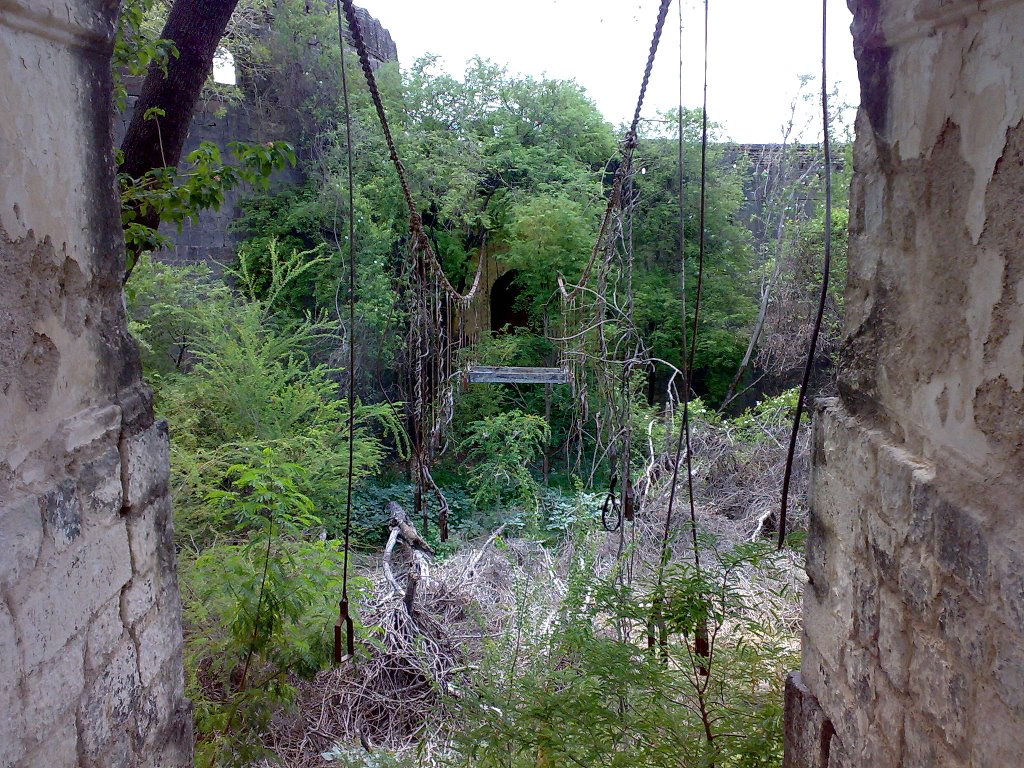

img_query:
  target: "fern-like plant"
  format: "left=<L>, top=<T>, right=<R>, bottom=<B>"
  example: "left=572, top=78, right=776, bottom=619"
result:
left=184, top=452, right=368, bottom=767
left=458, top=410, right=551, bottom=527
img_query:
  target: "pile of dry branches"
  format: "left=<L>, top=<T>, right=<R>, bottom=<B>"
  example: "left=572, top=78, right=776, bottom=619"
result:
left=594, top=402, right=810, bottom=579
left=264, top=403, right=809, bottom=766
left=264, top=519, right=563, bottom=767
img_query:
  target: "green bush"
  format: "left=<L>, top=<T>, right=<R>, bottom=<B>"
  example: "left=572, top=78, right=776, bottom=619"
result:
left=448, top=538, right=798, bottom=767
left=184, top=454, right=370, bottom=767
left=127, top=254, right=402, bottom=547
left=459, top=410, right=551, bottom=528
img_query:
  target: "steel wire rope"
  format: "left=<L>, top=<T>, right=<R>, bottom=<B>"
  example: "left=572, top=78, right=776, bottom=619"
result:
left=339, top=0, right=483, bottom=306
left=650, top=0, right=710, bottom=670
left=559, top=0, right=674, bottom=493
left=557, top=0, right=675, bottom=304
left=778, top=0, right=833, bottom=549
left=334, top=0, right=357, bottom=663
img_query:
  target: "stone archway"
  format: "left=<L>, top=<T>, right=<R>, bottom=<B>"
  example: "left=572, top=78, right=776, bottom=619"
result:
left=490, top=269, right=530, bottom=333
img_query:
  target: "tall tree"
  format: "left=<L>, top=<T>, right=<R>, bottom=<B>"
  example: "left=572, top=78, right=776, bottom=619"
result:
left=118, top=0, right=240, bottom=266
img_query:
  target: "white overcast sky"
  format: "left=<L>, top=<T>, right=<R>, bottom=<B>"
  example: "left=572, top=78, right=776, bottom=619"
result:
left=356, top=0, right=859, bottom=143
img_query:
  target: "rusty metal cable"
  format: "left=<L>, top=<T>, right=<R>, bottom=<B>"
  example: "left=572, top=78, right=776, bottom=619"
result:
left=650, top=0, right=710, bottom=670
left=558, top=0, right=674, bottom=303
left=778, top=0, right=833, bottom=549
left=630, top=0, right=675, bottom=135
left=339, top=0, right=482, bottom=305
left=659, top=0, right=709, bottom=579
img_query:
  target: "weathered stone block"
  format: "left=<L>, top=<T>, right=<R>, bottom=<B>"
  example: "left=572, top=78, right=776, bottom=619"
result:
left=876, top=586, right=910, bottom=691
left=908, top=635, right=970, bottom=749
left=77, top=444, right=125, bottom=525
left=43, top=479, right=83, bottom=553
left=933, top=497, right=989, bottom=600
left=825, top=736, right=851, bottom=768
left=864, top=675, right=906, bottom=767
left=16, top=714, right=78, bottom=768
left=80, top=730, right=133, bottom=768
left=125, top=494, right=174, bottom=573
left=77, top=639, right=142, bottom=764
left=63, top=404, right=121, bottom=454
left=120, top=420, right=170, bottom=511
left=13, top=520, right=133, bottom=671
left=936, top=587, right=988, bottom=668
left=875, top=444, right=917, bottom=525
left=801, top=581, right=851, bottom=677
left=22, top=633, right=85, bottom=738
left=903, top=711, right=965, bottom=768
left=842, top=646, right=877, bottom=712
left=132, top=665, right=192, bottom=763
left=969, top=683, right=1024, bottom=766
left=120, top=571, right=156, bottom=629
left=143, top=702, right=194, bottom=768
left=0, top=600, right=26, bottom=768
left=897, top=550, right=940, bottom=619
left=852, top=569, right=880, bottom=647
left=784, top=672, right=831, bottom=768
left=896, top=472, right=936, bottom=551
left=804, top=503, right=830, bottom=598
left=0, top=495, right=43, bottom=590
left=136, top=604, right=184, bottom=687
left=991, top=538, right=1024, bottom=629
left=86, top=595, right=128, bottom=672
left=867, top=512, right=900, bottom=583
left=992, top=627, right=1024, bottom=717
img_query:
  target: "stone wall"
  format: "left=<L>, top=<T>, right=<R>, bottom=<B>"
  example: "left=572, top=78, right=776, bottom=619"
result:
left=0, top=1, right=192, bottom=765
left=114, top=81, right=304, bottom=270
left=112, top=4, right=397, bottom=270
left=785, top=1, right=1024, bottom=766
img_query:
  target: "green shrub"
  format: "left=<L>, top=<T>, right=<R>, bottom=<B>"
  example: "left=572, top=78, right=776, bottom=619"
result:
left=448, top=538, right=798, bottom=767
left=127, top=254, right=402, bottom=547
left=458, top=410, right=551, bottom=528
left=184, top=454, right=370, bottom=767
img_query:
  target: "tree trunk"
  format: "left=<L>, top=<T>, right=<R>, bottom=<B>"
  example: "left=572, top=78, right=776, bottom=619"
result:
left=118, top=0, right=240, bottom=267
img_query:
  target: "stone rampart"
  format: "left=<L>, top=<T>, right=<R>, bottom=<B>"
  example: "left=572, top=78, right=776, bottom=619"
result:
left=0, top=1, right=192, bottom=764
left=785, top=1, right=1024, bottom=765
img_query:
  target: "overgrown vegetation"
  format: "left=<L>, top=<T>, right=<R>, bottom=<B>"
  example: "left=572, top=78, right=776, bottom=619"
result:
left=116, top=1, right=846, bottom=764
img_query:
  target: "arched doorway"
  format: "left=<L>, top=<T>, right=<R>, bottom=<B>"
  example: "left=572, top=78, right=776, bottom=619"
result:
left=490, top=270, right=530, bottom=332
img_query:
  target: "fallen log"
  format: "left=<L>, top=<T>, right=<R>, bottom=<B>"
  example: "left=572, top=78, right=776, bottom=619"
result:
left=383, top=501, right=431, bottom=614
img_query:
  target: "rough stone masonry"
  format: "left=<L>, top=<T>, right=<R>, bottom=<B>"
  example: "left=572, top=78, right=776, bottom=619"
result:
left=784, top=0, right=1024, bottom=766
left=0, top=1, right=192, bottom=765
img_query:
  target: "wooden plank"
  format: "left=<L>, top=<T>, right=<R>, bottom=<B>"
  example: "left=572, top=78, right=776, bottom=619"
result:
left=467, top=365, right=570, bottom=385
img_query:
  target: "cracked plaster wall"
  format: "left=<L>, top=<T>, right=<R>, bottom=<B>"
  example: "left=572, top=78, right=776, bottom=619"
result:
left=785, top=1, right=1024, bottom=766
left=1, top=1, right=192, bottom=765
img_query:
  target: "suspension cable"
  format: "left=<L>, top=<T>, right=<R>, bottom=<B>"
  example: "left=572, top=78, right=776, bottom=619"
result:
left=659, top=0, right=709, bottom=581
left=339, top=0, right=482, bottom=305
left=558, top=0, right=674, bottom=304
left=334, top=0, right=357, bottom=663
left=778, top=0, right=832, bottom=549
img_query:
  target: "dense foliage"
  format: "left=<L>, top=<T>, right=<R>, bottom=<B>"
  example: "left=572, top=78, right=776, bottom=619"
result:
left=115, top=0, right=845, bottom=764
left=451, top=540, right=798, bottom=768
